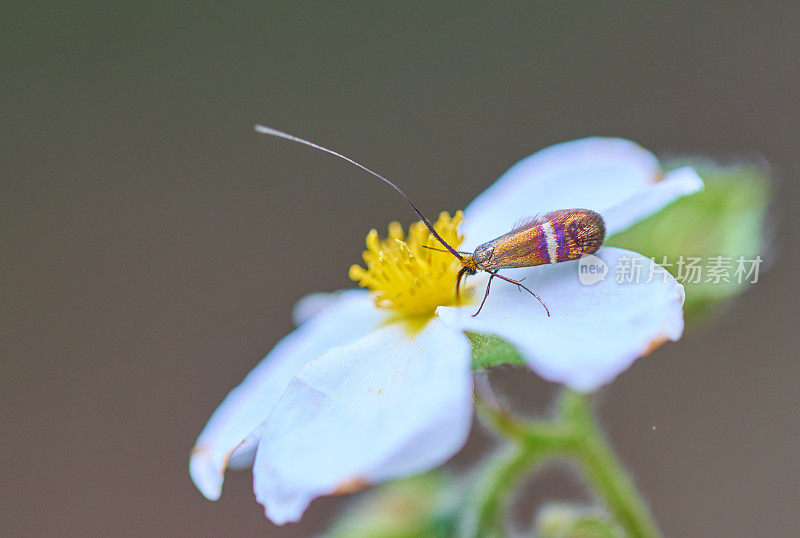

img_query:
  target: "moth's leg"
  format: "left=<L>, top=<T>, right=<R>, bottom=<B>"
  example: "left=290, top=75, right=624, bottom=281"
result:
left=492, top=273, right=551, bottom=317
left=472, top=271, right=497, bottom=317
left=455, top=266, right=469, bottom=301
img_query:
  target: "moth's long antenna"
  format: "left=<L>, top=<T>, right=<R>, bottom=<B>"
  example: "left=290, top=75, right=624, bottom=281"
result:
left=255, top=125, right=463, bottom=261
left=422, top=245, right=472, bottom=255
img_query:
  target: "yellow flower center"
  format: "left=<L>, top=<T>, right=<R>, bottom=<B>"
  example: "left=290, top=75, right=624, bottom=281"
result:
left=349, top=211, right=466, bottom=317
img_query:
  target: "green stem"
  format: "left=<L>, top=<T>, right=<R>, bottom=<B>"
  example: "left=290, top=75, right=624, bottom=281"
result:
left=467, top=443, right=540, bottom=538
left=472, top=390, right=662, bottom=538
left=559, top=391, right=661, bottom=538
left=468, top=399, right=576, bottom=537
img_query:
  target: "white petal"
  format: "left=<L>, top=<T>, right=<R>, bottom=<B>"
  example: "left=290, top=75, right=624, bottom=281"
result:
left=461, top=138, right=700, bottom=248
left=252, top=319, right=473, bottom=524
left=190, top=290, right=384, bottom=501
left=291, top=290, right=345, bottom=326
left=601, top=166, right=704, bottom=236
left=437, top=248, right=685, bottom=392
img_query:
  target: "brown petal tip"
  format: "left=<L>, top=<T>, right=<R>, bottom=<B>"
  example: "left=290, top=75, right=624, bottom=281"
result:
left=642, top=334, right=671, bottom=357
left=331, top=477, right=370, bottom=496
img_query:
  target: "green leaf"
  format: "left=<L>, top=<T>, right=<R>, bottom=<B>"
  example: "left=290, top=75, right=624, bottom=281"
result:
left=608, top=160, right=770, bottom=323
left=468, top=332, right=526, bottom=370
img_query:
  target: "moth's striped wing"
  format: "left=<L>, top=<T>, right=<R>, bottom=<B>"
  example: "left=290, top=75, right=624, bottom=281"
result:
left=474, top=209, right=606, bottom=270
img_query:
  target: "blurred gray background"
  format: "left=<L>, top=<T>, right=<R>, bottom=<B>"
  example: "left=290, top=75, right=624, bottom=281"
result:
left=3, top=3, right=799, bottom=536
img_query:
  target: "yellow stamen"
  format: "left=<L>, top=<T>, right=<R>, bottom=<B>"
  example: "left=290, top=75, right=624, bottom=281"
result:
left=349, top=211, right=466, bottom=317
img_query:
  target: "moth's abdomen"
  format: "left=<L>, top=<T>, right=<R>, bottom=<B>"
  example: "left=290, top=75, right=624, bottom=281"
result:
left=473, top=209, right=606, bottom=270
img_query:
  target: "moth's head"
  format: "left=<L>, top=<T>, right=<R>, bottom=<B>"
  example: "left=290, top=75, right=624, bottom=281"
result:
left=460, top=255, right=479, bottom=276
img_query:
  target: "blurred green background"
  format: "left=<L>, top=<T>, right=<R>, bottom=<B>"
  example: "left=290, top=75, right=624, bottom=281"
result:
left=3, top=3, right=798, bottom=536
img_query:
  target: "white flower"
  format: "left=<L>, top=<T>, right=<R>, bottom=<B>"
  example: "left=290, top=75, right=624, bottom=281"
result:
left=190, top=137, right=703, bottom=524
